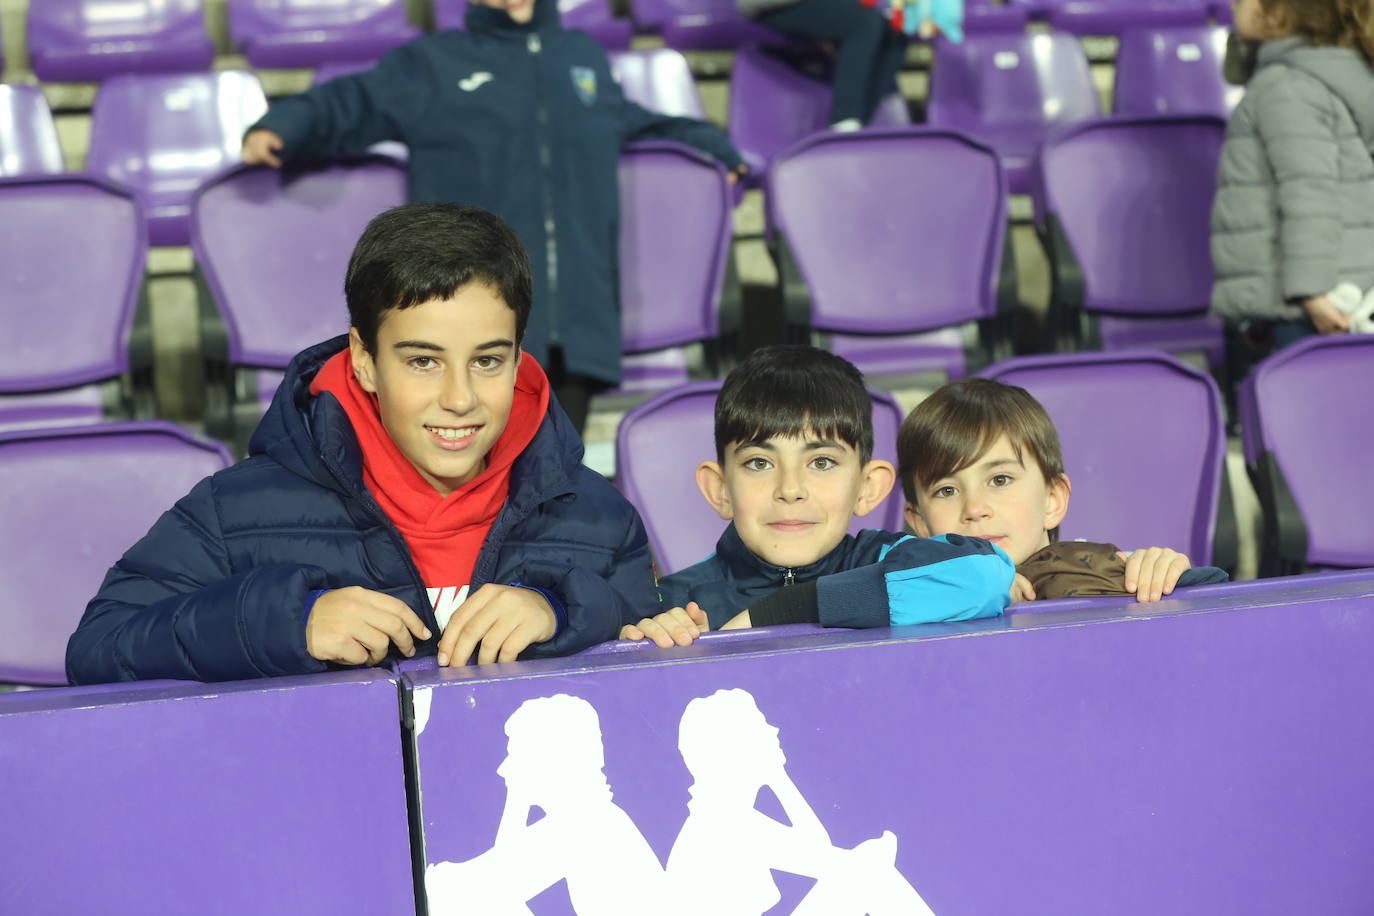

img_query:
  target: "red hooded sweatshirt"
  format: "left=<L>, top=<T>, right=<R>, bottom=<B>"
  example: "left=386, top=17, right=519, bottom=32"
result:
left=310, top=349, right=550, bottom=628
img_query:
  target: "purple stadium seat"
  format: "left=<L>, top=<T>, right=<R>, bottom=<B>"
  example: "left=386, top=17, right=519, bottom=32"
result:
left=435, top=0, right=634, bottom=47
left=27, top=0, right=214, bottom=82
left=1238, top=335, right=1374, bottom=575
left=615, top=381, right=908, bottom=574
left=767, top=127, right=1012, bottom=379
left=610, top=49, right=705, bottom=118
left=0, top=85, right=64, bottom=177
left=229, top=0, right=422, bottom=68
left=1115, top=25, right=1240, bottom=117
left=926, top=30, right=1099, bottom=194
left=1211, top=1, right=1233, bottom=24
left=981, top=350, right=1231, bottom=568
left=964, top=0, right=1032, bottom=33
left=191, top=158, right=407, bottom=451
left=87, top=71, right=268, bottom=248
left=0, top=421, right=231, bottom=685
left=1033, top=115, right=1226, bottom=366
left=728, top=43, right=910, bottom=183
left=1033, top=0, right=1210, bottom=34
left=0, top=175, right=151, bottom=430
left=615, top=141, right=733, bottom=395
left=633, top=0, right=779, bottom=49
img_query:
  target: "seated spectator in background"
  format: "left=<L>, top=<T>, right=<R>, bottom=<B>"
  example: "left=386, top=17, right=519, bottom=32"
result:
left=738, top=0, right=909, bottom=131
left=897, top=378, right=1228, bottom=604
left=241, top=0, right=746, bottom=434
left=67, top=204, right=656, bottom=684
left=1211, top=0, right=1374, bottom=367
left=621, top=346, right=1012, bottom=646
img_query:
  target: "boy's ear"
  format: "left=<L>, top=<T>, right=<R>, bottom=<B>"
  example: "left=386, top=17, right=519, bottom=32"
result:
left=1045, top=473, right=1071, bottom=532
left=852, top=459, right=896, bottom=518
left=904, top=501, right=932, bottom=537
left=349, top=328, right=378, bottom=394
left=695, top=461, right=734, bottom=521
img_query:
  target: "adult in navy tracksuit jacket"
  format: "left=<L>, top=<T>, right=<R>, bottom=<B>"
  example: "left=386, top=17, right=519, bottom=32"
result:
left=659, top=524, right=1014, bottom=631
left=66, top=336, right=657, bottom=685
left=242, top=0, right=745, bottom=428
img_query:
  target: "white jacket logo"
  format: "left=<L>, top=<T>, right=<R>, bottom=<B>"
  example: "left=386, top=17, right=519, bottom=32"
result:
left=458, top=72, right=494, bottom=92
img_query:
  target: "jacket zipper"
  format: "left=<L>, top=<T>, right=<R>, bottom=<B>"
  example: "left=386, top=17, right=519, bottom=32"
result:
left=528, top=32, right=560, bottom=345
left=783, top=568, right=795, bottom=587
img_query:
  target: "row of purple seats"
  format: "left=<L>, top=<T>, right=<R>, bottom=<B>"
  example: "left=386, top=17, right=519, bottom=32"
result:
left=1237, top=335, right=1374, bottom=578
left=619, top=349, right=1234, bottom=577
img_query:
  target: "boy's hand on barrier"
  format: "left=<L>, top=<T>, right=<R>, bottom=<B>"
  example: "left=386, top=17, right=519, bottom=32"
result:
left=306, top=586, right=432, bottom=666
left=437, top=584, right=557, bottom=666
left=1303, top=295, right=1350, bottom=334
left=1008, top=573, right=1036, bottom=603
left=241, top=129, right=285, bottom=168
left=1119, top=548, right=1191, bottom=603
left=620, top=602, right=709, bottom=647
left=720, top=609, right=752, bottom=630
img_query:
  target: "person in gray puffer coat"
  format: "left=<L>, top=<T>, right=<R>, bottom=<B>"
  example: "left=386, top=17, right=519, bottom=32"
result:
left=1211, top=0, right=1374, bottom=349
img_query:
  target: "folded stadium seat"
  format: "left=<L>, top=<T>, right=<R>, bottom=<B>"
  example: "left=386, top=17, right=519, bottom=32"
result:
left=610, top=48, right=706, bottom=118
left=1033, top=0, right=1211, bottom=34
left=86, top=71, right=268, bottom=248
left=610, top=140, right=736, bottom=401
left=0, top=421, right=231, bottom=685
left=615, top=381, right=907, bottom=574
left=0, top=175, right=153, bottom=431
left=434, top=0, right=634, bottom=48
left=27, top=0, right=214, bottom=83
left=1115, top=25, right=1240, bottom=117
left=1236, top=335, right=1374, bottom=577
left=310, top=61, right=410, bottom=161
left=728, top=43, right=910, bottom=187
left=190, top=158, right=407, bottom=455
left=0, top=85, right=64, bottom=177
left=1032, top=114, right=1226, bottom=367
left=963, top=0, right=1032, bottom=33
left=766, top=127, right=1015, bottom=381
left=229, top=0, right=422, bottom=69
left=926, top=31, right=1099, bottom=194
left=632, top=0, right=779, bottom=50
left=981, top=350, right=1234, bottom=571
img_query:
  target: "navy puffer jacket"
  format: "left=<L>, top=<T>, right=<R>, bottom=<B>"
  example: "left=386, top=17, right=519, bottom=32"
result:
left=66, top=337, right=657, bottom=684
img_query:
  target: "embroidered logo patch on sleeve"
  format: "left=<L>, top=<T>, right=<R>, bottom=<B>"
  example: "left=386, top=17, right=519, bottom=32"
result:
left=571, top=65, right=597, bottom=105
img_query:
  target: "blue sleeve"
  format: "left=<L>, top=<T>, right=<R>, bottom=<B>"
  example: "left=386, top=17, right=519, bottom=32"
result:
left=66, top=477, right=331, bottom=684
left=250, top=43, right=430, bottom=160
left=815, top=534, right=1014, bottom=629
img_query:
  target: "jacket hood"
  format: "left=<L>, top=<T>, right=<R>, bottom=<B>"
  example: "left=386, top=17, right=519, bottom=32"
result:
left=465, top=0, right=562, bottom=36
left=249, top=335, right=587, bottom=510
left=1262, top=36, right=1374, bottom=148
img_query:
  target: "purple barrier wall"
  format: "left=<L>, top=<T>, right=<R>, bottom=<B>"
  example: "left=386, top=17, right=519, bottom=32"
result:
left=0, top=670, right=414, bottom=915
left=405, top=576, right=1374, bottom=915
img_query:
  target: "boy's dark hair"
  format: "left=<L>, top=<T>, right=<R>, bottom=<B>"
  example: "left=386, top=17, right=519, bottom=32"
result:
left=898, top=377, right=1065, bottom=529
left=715, top=345, right=873, bottom=462
left=345, top=203, right=532, bottom=353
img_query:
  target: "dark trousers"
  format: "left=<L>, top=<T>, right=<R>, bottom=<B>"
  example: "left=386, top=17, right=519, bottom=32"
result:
left=757, top=0, right=908, bottom=124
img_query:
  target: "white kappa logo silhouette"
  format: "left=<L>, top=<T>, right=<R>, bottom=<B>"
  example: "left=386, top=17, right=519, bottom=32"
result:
left=425, top=689, right=937, bottom=915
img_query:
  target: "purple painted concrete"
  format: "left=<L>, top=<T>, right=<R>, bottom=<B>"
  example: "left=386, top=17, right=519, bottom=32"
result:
left=436, top=0, right=634, bottom=47
left=0, top=85, right=64, bottom=177
left=0, top=422, right=231, bottom=685
left=1241, top=335, right=1374, bottom=569
left=610, top=49, right=705, bottom=118
left=27, top=0, right=214, bottom=82
left=728, top=44, right=910, bottom=181
left=229, top=0, right=421, bottom=68
left=767, top=127, right=1005, bottom=376
left=87, top=71, right=268, bottom=247
left=927, top=31, right=1099, bottom=194
left=0, top=669, right=414, bottom=914
left=406, top=577, right=1374, bottom=914
left=1114, top=25, right=1238, bottom=117
left=0, top=175, right=144, bottom=405
left=191, top=159, right=407, bottom=368
left=1035, top=115, right=1226, bottom=364
left=981, top=350, right=1226, bottom=565
left=615, top=381, right=907, bottom=574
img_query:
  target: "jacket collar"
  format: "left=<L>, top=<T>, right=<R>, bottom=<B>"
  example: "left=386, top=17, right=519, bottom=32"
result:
left=465, top=0, right=561, bottom=37
left=712, top=522, right=856, bottom=590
